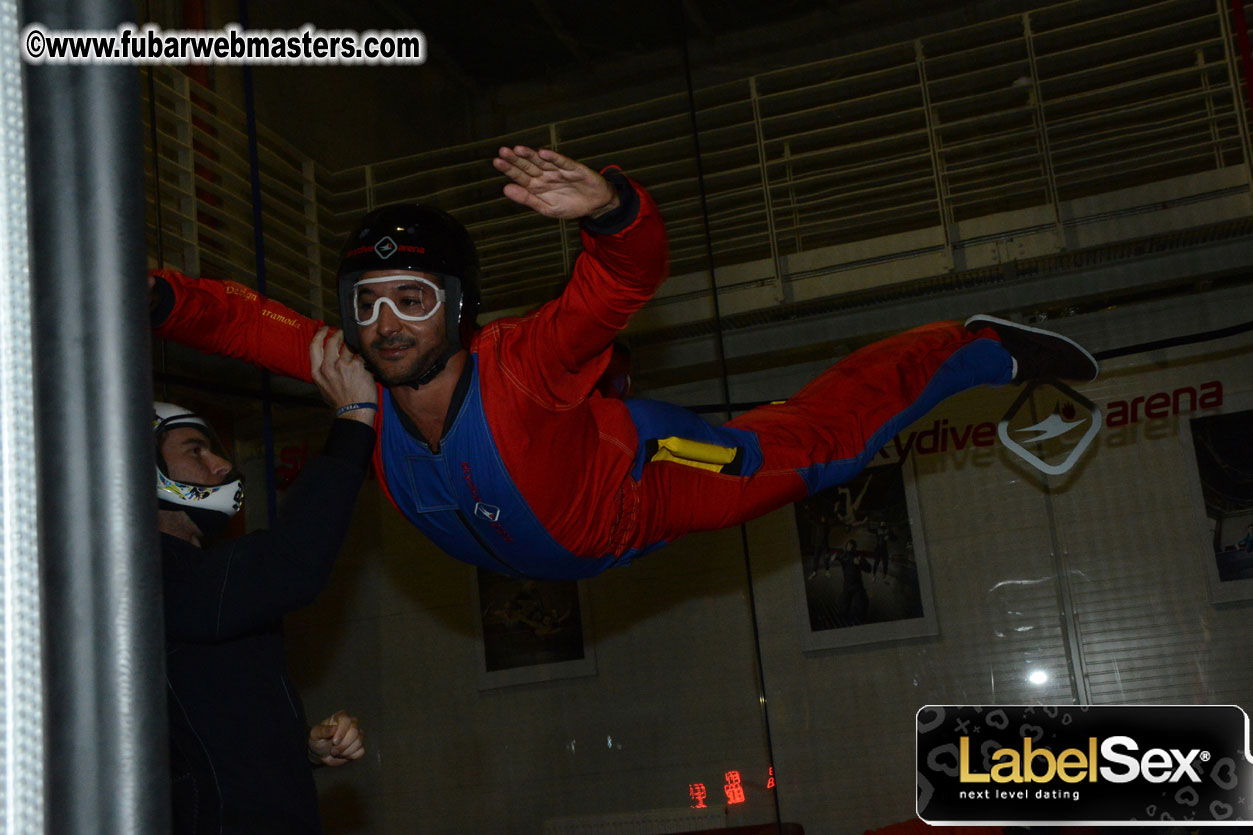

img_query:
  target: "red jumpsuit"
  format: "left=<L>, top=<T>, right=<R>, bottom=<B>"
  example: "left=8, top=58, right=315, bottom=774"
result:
left=153, top=178, right=1012, bottom=580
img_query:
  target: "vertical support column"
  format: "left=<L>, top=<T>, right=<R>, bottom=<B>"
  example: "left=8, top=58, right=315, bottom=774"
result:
left=1218, top=0, right=1253, bottom=192
left=550, top=122, right=572, bottom=279
left=1197, top=48, right=1225, bottom=170
left=1022, top=13, right=1066, bottom=243
left=0, top=0, right=45, bottom=830
left=24, top=0, right=169, bottom=832
left=172, top=72, right=201, bottom=275
left=142, top=66, right=165, bottom=269
left=238, top=0, right=278, bottom=527
left=302, top=159, right=324, bottom=319
left=1228, top=0, right=1253, bottom=130
left=783, top=140, right=802, bottom=253
left=914, top=39, right=954, bottom=264
left=749, top=76, right=786, bottom=302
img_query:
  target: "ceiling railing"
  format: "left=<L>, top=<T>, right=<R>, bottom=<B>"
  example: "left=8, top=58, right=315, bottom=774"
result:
left=143, top=0, right=1253, bottom=330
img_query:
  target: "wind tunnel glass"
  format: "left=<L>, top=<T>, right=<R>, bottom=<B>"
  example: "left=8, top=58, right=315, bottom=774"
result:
left=353, top=275, right=446, bottom=326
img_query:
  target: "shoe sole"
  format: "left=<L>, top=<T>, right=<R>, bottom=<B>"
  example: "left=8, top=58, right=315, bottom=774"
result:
left=964, top=314, right=1099, bottom=382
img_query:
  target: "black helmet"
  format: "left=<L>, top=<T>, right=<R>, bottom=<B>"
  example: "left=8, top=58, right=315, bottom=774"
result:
left=336, top=203, right=480, bottom=356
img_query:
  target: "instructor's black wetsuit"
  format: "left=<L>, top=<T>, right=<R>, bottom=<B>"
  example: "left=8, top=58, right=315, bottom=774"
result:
left=162, top=419, right=374, bottom=834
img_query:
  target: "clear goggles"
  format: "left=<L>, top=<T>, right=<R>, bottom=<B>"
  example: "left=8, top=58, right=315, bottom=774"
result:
left=352, top=275, right=446, bottom=326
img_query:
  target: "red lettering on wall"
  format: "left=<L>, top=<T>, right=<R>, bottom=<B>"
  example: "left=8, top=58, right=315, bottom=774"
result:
left=276, top=441, right=309, bottom=489
left=1105, top=381, right=1222, bottom=427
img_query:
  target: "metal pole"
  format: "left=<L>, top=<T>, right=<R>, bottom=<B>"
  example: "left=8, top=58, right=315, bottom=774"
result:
left=678, top=9, right=785, bottom=831
left=0, top=0, right=46, bottom=829
left=749, top=76, right=787, bottom=303
left=1022, top=13, right=1066, bottom=242
left=237, top=0, right=280, bottom=527
left=1218, top=0, right=1253, bottom=193
left=550, top=122, right=572, bottom=278
left=915, top=39, right=954, bottom=262
left=23, top=0, right=170, bottom=831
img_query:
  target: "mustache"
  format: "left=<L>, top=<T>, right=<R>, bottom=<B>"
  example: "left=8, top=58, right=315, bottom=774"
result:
left=370, top=334, right=416, bottom=350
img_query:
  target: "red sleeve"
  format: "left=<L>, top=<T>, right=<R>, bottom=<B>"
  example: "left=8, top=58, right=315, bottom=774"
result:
left=151, top=268, right=326, bottom=384
left=494, top=176, right=669, bottom=407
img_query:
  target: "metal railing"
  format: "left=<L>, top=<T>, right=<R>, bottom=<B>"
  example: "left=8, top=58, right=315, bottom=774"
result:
left=143, top=0, right=1253, bottom=328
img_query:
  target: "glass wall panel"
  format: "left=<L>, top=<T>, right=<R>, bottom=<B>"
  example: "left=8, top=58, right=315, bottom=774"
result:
left=140, top=0, right=1253, bottom=831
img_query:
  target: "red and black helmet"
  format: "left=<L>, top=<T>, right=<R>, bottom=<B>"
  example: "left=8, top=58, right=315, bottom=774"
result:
left=336, top=203, right=480, bottom=354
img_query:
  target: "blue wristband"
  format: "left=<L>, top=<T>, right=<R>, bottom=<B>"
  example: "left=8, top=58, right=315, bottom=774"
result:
left=336, top=402, right=379, bottom=418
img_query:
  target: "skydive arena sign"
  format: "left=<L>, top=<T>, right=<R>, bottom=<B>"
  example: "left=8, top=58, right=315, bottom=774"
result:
left=917, top=705, right=1253, bottom=825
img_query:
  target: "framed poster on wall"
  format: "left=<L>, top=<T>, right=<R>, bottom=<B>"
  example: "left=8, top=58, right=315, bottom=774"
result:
left=790, top=460, right=939, bottom=651
left=1180, top=389, right=1253, bottom=606
left=471, top=568, right=597, bottom=689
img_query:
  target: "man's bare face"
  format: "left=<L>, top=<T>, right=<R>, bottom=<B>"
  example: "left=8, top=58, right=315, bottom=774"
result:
left=355, top=270, right=449, bottom=386
left=160, top=427, right=232, bottom=486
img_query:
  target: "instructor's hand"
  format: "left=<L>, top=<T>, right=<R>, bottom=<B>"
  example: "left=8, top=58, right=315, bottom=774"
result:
left=307, top=710, right=365, bottom=767
left=309, top=326, right=376, bottom=426
left=493, top=145, right=619, bottom=220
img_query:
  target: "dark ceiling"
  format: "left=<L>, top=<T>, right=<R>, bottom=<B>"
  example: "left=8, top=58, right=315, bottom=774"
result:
left=384, top=0, right=1022, bottom=86
left=239, top=0, right=1051, bottom=167
left=250, top=0, right=1030, bottom=90
left=378, top=0, right=837, bottom=88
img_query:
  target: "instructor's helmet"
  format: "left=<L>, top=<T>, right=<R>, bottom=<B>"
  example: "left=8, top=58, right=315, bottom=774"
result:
left=336, top=204, right=480, bottom=360
left=153, top=402, right=243, bottom=539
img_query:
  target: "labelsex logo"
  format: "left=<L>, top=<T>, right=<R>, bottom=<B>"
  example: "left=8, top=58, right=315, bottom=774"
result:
left=960, top=735, right=1207, bottom=784
left=917, top=704, right=1253, bottom=825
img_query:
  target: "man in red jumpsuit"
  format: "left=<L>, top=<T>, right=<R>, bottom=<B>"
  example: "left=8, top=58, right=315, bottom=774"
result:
left=151, top=145, right=1098, bottom=581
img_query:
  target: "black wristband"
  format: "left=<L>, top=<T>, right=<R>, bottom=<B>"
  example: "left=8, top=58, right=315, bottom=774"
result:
left=150, top=275, right=175, bottom=326
left=580, top=168, right=640, bottom=236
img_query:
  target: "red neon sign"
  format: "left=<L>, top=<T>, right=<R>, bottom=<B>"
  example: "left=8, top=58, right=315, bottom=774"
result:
left=687, top=764, right=775, bottom=805
left=723, top=770, right=745, bottom=805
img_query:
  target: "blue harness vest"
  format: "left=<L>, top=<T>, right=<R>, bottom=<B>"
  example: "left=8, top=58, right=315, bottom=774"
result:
left=379, top=357, right=626, bottom=580
left=377, top=340, right=1011, bottom=581
left=378, top=359, right=763, bottom=580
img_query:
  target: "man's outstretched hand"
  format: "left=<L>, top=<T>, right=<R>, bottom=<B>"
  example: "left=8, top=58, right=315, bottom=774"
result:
left=493, top=146, right=620, bottom=220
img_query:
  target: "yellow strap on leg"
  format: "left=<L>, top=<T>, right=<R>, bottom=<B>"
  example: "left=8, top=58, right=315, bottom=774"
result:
left=650, top=436, right=738, bottom=473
